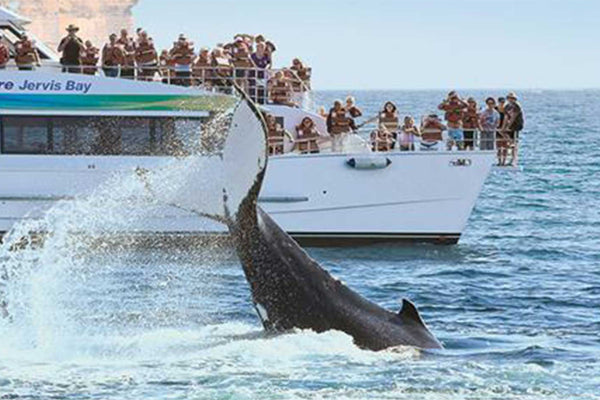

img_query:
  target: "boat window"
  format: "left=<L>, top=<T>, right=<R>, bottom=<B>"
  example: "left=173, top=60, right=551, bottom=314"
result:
left=1, top=116, right=50, bottom=154
left=1, top=116, right=206, bottom=156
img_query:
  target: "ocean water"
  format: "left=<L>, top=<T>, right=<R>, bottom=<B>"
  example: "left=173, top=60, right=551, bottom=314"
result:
left=1, top=90, right=599, bottom=400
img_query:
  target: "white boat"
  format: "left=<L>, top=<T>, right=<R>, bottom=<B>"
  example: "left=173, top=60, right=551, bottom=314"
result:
left=0, top=8, right=496, bottom=245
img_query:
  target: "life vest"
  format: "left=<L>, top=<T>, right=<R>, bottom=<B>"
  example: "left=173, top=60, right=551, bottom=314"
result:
left=0, top=43, right=9, bottom=66
left=103, top=44, right=123, bottom=66
left=443, top=102, right=464, bottom=124
left=371, top=129, right=393, bottom=152
left=121, top=41, right=136, bottom=66
left=171, top=44, right=194, bottom=66
left=82, top=47, right=99, bottom=65
left=193, top=55, right=211, bottom=79
left=421, top=120, right=443, bottom=142
left=15, top=40, right=36, bottom=66
left=330, top=109, right=351, bottom=135
left=212, top=56, right=232, bottom=77
left=232, top=42, right=252, bottom=68
left=271, top=79, right=291, bottom=104
left=290, top=66, right=310, bottom=91
left=379, top=112, right=399, bottom=132
left=296, top=126, right=319, bottom=153
left=136, top=40, right=157, bottom=65
left=267, top=121, right=285, bottom=155
left=462, top=109, right=479, bottom=129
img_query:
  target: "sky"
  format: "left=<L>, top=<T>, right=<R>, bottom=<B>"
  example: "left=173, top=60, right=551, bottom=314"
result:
left=134, top=0, right=600, bottom=90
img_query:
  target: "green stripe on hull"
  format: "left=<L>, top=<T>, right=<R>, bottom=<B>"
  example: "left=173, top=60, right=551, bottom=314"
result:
left=0, top=94, right=236, bottom=112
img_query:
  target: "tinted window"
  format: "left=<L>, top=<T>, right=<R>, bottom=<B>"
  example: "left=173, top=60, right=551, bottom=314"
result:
left=2, top=117, right=50, bottom=154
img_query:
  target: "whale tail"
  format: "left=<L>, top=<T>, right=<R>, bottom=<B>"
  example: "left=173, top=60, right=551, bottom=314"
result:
left=140, top=96, right=268, bottom=224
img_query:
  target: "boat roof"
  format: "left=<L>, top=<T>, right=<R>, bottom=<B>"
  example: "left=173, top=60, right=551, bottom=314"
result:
left=0, top=6, right=59, bottom=62
left=0, top=7, right=31, bottom=27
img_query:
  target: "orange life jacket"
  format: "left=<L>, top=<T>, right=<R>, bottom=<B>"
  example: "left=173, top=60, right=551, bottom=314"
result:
left=82, top=47, right=99, bottom=65
left=193, top=55, right=211, bottom=79
left=232, top=42, right=252, bottom=68
left=136, top=40, right=157, bottom=65
left=421, top=120, right=443, bottom=141
left=271, top=80, right=291, bottom=104
left=267, top=122, right=285, bottom=155
left=0, top=43, right=9, bottom=66
left=379, top=112, right=399, bottom=132
left=296, top=126, right=319, bottom=153
left=15, top=40, right=36, bottom=66
left=103, top=44, right=123, bottom=66
left=171, top=44, right=194, bottom=66
left=371, top=129, right=393, bottom=152
left=330, top=109, right=351, bottom=135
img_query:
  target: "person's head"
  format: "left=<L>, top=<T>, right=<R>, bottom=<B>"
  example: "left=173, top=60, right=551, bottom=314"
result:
left=265, top=114, right=275, bottom=124
left=333, top=100, right=343, bottom=110
left=200, top=47, right=209, bottom=56
left=266, top=41, right=276, bottom=53
left=292, top=58, right=303, bottom=68
left=66, top=24, right=79, bottom=37
left=274, top=70, right=285, bottom=80
left=139, top=30, right=148, bottom=41
left=22, top=33, right=29, bottom=42
left=485, top=97, right=496, bottom=109
left=109, top=33, right=117, bottom=44
left=255, top=42, right=266, bottom=54
left=178, top=34, right=187, bottom=44
left=136, top=27, right=143, bottom=36
left=427, top=113, right=439, bottom=121
left=507, top=92, right=518, bottom=103
left=120, top=29, right=128, bottom=38
left=467, top=97, right=477, bottom=108
left=447, top=90, right=459, bottom=101
left=301, top=117, right=314, bottom=128
left=383, top=101, right=397, bottom=114
left=85, top=40, right=92, bottom=48
left=498, top=97, right=506, bottom=105
left=346, top=96, right=355, bottom=107
left=404, top=116, right=414, bottom=126
left=160, top=49, right=169, bottom=57
left=255, top=34, right=266, bottom=44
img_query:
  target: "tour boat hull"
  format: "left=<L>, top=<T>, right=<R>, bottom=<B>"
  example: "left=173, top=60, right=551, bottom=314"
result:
left=0, top=151, right=494, bottom=245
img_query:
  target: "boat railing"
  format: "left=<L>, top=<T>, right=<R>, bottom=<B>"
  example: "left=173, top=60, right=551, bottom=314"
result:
left=0, top=63, right=313, bottom=109
left=277, top=128, right=519, bottom=164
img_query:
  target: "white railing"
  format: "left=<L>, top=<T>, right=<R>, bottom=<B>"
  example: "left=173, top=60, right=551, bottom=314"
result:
left=0, top=62, right=312, bottom=108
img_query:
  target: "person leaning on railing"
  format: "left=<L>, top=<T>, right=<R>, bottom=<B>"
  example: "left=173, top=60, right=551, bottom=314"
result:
left=462, top=97, right=482, bottom=150
left=479, top=97, right=500, bottom=151
left=294, top=117, right=320, bottom=154
left=57, top=24, right=84, bottom=73
left=420, top=114, right=446, bottom=151
left=169, top=34, right=195, bottom=86
left=117, top=29, right=137, bottom=79
left=159, top=50, right=172, bottom=83
left=502, top=92, right=524, bottom=166
left=102, top=34, right=125, bottom=78
left=15, top=34, right=41, bottom=71
left=327, top=100, right=353, bottom=153
left=0, top=33, right=10, bottom=70
left=265, top=113, right=287, bottom=155
left=135, top=31, right=158, bottom=81
left=289, top=58, right=311, bottom=92
left=372, top=101, right=400, bottom=151
left=192, top=48, right=212, bottom=87
left=210, top=47, right=233, bottom=89
left=231, top=37, right=254, bottom=91
left=268, top=70, right=294, bottom=106
left=399, top=116, right=420, bottom=151
left=249, top=42, right=271, bottom=104
left=81, top=40, right=100, bottom=75
left=438, top=91, right=468, bottom=150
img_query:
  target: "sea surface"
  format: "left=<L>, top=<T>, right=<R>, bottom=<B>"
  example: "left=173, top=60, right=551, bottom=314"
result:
left=1, top=90, right=599, bottom=399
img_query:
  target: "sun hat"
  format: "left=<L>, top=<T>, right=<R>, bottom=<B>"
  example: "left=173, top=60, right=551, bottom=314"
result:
left=66, top=24, right=79, bottom=32
left=507, top=92, right=518, bottom=100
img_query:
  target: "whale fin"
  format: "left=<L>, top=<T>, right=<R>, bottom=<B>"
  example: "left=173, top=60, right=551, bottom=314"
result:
left=397, top=299, right=427, bottom=328
left=139, top=95, right=268, bottom=224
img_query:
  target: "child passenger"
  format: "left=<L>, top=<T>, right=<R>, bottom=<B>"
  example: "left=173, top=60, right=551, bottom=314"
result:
left=399, top=116, right=420, bottom=151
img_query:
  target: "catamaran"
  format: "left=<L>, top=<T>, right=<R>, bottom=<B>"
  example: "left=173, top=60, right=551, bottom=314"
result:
left=0, top=7, right=499, bottom=245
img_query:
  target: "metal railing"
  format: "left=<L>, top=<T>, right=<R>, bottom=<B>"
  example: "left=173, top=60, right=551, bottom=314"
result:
left=0, top=62, right=312, bottom=108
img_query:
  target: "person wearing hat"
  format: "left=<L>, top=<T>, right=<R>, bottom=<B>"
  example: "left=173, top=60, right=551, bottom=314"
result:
left=420, top=113, right=446, bottom=151
left=193, top=47, right=212, bottom=86
left=15, top=34, right=41, bottom=71
left=438, top=91, right=468, bottom=150
left=169, top=34, right=195, bottom=86
left=58, top=24, right=84, bottom=73
left=502, top=92, right=524, bottom=166
left=0, top=33, right=10, bottom=70
left=135, top=31, right=158, bottom=81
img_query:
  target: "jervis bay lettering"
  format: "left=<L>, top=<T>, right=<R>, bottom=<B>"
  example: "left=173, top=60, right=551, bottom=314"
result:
left=0, top=80, right=93, bottom=94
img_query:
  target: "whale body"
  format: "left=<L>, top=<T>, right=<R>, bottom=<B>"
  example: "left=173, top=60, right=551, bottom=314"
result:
left=144, top=96, right=444, bottom=350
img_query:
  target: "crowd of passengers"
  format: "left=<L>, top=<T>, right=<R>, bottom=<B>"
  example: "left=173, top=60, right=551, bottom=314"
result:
left=265, top=91, right=524, bottom=166
left=0, top=25, right=311, bottom=104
